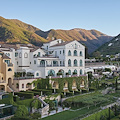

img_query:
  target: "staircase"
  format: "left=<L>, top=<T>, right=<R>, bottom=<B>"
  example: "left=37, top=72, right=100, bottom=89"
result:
left=7, top=86, right=14, bottom=92
left=37, top=97, right=49, bottom=116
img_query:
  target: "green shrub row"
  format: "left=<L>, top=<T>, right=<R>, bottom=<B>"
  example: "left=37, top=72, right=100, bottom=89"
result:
left=14, top=92, right=34, bottom=99
left=66, top=92, right=74, bottom=97
left=0, top=93, right=14, bottom=105
left=32, top=89, right=52, bottom=95
left=74, top=91, right=81, bottom=95
left=16, top=99, right=33, bottom=107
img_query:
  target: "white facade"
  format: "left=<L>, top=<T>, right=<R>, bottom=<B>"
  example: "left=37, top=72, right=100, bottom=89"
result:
left=0, top=40, right=85, bottom=78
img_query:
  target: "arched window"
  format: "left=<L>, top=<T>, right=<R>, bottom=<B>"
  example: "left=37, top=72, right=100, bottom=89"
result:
left=68, top=50, right=71, bottom=56
left=48, top=69, right=55, bottom=76
left=38, top=52, right=41, bottom=57
left=68, top=59, right=71, bottom=66
left=8, top=68, right=12, bottom=71
left=74, top=59, right=77, bottom=66
left=36, top=73, right=39, bottom=76
left=22, top=84, right=24, bottom=88
left=74, top=50, right=77, bottom=56
left=73, top=69, right=77, bottom=75
left=80, top=69, right=82, bottom=75
left=68, top=70, right=71, bottom=75
left=80, top=60, right=83, bottom=66
left=40, top=60, right=45, bottom=67
left=24, top=53, right=28, bottom=58
left=7, top=53, right=10, bottom=56
left=16, top=83, right=19, bottom=88
left=75, top=43, right=77, bottom=49
left=58, top=69, right=64, bottom=75
left=80, top=51, right=82, bottom=56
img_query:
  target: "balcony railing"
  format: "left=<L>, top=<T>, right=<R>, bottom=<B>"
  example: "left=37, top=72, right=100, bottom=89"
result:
left=14, top=76, right=37, bottom=80
left=39, top=64, right=65, bottom=67
left=8, top=63, right=13, bottom=67
left=63, top=87, right=68, bottom=90
left=0, top=81, right=6, bottom=83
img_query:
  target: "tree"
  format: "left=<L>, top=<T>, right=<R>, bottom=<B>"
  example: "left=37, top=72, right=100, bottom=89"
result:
left=92, top=51, right=101, bottom=58
left=14, top=105, right=28, bottom=117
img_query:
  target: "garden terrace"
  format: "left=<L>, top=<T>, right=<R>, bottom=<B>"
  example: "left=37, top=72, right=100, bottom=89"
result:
left=50, top=76, right=88, bottom=93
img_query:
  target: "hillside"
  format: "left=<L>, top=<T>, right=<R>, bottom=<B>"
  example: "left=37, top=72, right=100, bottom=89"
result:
left=0, top=16, right=113, bottom=53
left=0, top=16, right=48, bottom=46
left=44, top=29, right=112, bottom=53
left=95, top=34, right=120, bottom=56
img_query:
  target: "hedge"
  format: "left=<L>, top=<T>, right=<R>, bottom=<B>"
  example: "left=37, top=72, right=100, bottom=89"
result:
left=81, top=89, right=88, bottom=93
left=24, top=91, right=41, bottom=96
left=32, top=89, right=52, bottom=95
left=0, top=93, right=14, bottom=105
left=74, top=91, right=81, bottom=95
left=14, top=92, right=34, bottom=99
left=13, top=96, right=20, bottom=102
left=16, top=99, right=33, bottom=107
left=89, top=87, right=96, bottom=92
left=66, top=92, right=74, bottom=97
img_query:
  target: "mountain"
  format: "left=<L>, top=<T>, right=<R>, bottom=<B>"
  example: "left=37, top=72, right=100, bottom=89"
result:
left=94, top=34, right=120, bottom=56
left=40, top=28, right=112, bottom=53
left=0, top=16, right=113, bottom=54
left=0, top=16, right=47, bottom=46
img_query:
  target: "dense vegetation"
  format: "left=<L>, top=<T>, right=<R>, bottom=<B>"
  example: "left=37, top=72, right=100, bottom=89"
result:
left=93, top=34, right=120, bottom=56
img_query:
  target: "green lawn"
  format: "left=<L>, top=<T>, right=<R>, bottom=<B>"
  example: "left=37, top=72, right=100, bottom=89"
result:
left=42, top=91, right=120, bottom=120
left=42, top=106, right=100, bottom=120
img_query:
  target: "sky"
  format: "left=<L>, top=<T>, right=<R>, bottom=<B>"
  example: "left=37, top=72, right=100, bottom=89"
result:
left=0, top=0, right=120, bottom=36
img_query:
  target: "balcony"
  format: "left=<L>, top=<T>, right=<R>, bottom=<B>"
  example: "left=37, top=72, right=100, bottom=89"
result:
left=8, top=63, right=13, bottom=67
left=14, top=76, right=36, bottom=80
left=80, top=85, right=84, bottom=88
left=39, top=64, right=65, bottom=67
left=72, top=86, right=76, bottom=89
left=0, top=81, right=6, bottom=83
left=63, top=87, right=68, bottom=90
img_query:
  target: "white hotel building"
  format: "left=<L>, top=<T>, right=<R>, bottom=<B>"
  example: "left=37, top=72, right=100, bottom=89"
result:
left=0, top=39, right=85, bottom=79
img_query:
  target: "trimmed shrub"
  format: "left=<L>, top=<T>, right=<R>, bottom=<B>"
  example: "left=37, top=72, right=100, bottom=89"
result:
left=32, top=89, right=52, bottom=95
left=81, top=89, right=88, bottom=93
left=0, top=93, right=14, bottom=105
left=25, top=91, right=41, bottom=96
left=14, top=105, right=28, bottom=117
left=66, top=92, right=74, bottom=97
left=74, top=91, right=81, bottom=95
left=13, top=95, right=20, bottom=102
left=16, top=99, right=33, bottom=107
left=14, top=92, right=34, bottom=99
left=89, top=87, right=96, bottom=92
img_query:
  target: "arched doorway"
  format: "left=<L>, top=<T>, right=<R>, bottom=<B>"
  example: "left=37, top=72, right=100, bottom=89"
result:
left=0, top=85, right=5, bottom=91
left=40, top=60, right=45, bottom=67
left=48, top=69, right=55, bottom=76
left=8, top=78, right=12, bottom=86
left=72, top=80, right=76, bottom=87
left=57, top=69, right=64, bottom=76
left=53, top=81, right=59, bottom=89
